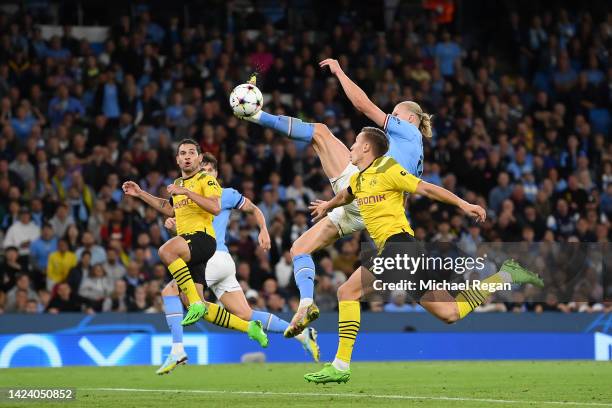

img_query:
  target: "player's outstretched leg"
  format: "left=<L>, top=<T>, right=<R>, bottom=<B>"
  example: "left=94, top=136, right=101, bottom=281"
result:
left=421, top=259, right=544, bottom=323
left=305, top=267, right=365, bottom=384
left=242, top=111, right=350, bottom=180
left=156, top=281, right=188, bottom=375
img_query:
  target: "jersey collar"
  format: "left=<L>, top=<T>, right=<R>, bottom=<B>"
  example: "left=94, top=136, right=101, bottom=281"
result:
left=359, top=156, right=385, bottom=175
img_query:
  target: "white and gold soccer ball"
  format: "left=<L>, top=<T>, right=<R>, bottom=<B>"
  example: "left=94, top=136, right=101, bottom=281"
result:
left=229, top=83, right=263, bottom=117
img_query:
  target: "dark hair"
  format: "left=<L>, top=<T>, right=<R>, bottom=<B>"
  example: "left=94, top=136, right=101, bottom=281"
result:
left=361, top=126, right=389, bottom=157
left=201, top=152, right=218, bottom=171
left=176, top=138, right=202, bottom=155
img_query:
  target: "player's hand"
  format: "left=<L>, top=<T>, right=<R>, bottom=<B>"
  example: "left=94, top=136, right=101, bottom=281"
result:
left=164, top=217, right=177, bottom=231
left=167, top=184, right=189, bottom=196
left=122, top=181, right=142, bottom=197
left=319, top=58, right=343, bottom=76
left=258, top=229, right=271, bottom=251
left=462, top=203, right=487, bottom=223
left=309, top=199, right=330, bottom=223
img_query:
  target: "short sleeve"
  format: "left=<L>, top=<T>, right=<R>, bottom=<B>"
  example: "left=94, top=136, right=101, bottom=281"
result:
left=383, top=164, right=421, bottom=194
left=202, top=176, right=222, bottom=198
left=348, top=172, right=359, bottom=193
left=384, top=114, right=420, bottom=142
left=222, top=188, right=246, bottom=210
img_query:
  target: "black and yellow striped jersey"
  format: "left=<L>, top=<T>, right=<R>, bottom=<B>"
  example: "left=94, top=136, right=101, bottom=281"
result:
left=349, top=156, right=421, bottom=250
left=172, top=171, right=222, bottom=237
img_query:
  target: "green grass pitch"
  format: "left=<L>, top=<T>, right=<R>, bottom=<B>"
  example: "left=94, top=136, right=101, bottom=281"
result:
left=2, top=362, right=611, bottom=407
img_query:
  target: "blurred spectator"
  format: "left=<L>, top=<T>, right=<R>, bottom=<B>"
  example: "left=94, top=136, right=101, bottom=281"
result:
left=75, top=231, right=107, bottom=264
left=5, top=274, right=38, bottom=312
left=314, top=274, right=338, bottom=312
left=102, top=279, right=129, bottom=312
left=0, top=247, right=22, bottom=291
left=79, top=264, right=113, bottom=311
left=46, top=282, right=92, bottom=314
left=46, top=239, right=77, bottom=290
left=3, top=208, right=40, bottom=257
left=49, top=203, right=75, bottom=239
left=29, top=224, right=58, bottom=278
left=127, top=285, right=149, bottom=312
left=66, top=251, right=92, bottom=292
left=384, top=291, right=417, bottom=312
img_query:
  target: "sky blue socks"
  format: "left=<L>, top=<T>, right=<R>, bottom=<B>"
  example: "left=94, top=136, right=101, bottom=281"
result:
left=257, top=111, right=314, bottom=143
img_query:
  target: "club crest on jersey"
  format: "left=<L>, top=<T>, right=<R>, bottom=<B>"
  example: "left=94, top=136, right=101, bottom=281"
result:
left=369, top=177, right=377, bottom=187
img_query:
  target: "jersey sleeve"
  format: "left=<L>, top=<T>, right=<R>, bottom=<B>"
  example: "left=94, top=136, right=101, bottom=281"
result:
left=348, top=172, right=359, bottom=194
left=201, top=175, right=222, bottom=198
left=384, top=114, right=420, bottom=142
left=383, top=164, right=421, bottom=193
left=222, top=188, right=246, bottom=210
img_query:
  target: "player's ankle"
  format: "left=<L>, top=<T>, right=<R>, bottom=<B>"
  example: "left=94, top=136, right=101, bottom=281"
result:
left=332, top=358, right=349, bottom=371
left=299, top=298, right=313, bottom=308
left=171, top=343, right=184, bottom=354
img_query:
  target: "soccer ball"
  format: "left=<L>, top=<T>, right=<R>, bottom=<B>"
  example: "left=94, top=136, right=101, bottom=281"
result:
left=229, top=83, right=263, bottom=117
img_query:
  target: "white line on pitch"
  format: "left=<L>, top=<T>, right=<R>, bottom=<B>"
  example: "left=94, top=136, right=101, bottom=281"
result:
left=82, top=387, right=612, bottom=407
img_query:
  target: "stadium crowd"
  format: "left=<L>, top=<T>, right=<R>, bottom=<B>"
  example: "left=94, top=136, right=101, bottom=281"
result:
left=0, top=2, right=610, bottom=316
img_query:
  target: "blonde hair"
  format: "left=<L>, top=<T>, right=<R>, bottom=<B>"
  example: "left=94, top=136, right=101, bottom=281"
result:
left=396, top=101, right=433, bottom=139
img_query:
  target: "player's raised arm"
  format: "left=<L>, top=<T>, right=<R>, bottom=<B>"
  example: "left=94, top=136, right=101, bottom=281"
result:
left=415, top=181, right=486, bottom=223
left=308, top=187, right=355, bottom=223
left=123, top=180, right=175, bottom=217
left=320, top=58, right=386, bottom=127
left=239, top=197, right=271, bottom=250
left=167, top=183, right=221, bottom=215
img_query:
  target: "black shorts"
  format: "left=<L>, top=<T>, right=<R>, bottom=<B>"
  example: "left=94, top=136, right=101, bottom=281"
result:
left=181, top=230, right=216, bottom=285
left=364, top=232, right=430, bottom=300
left=189, top=263, right=207, bottom=285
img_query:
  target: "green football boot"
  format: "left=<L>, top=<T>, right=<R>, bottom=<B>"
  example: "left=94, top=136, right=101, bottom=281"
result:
left=247, top=320, right=269, bottom=348
left=304, top=363, right=351, bottom=384
left=500, top=259, right=544, bottom=287
left=181, top=302, right=208, bottom=326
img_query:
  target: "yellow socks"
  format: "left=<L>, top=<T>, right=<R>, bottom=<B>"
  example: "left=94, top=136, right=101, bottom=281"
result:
left=168, top=258, right=200, bottom=305
left=455, top=272, right=504, bottom=319
left=205, top=303, right=249, bottom=332
left=335, top=300, right=360, bottom=366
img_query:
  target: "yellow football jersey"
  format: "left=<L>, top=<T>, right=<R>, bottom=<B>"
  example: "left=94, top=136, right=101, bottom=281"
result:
left=349, top=156, right=421, bottom=250
left=172, top=171, right=222, bottom=237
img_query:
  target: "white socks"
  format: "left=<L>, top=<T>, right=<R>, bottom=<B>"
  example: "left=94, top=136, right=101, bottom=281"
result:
left=299, top=298, right=313, bottom=308
left=332, top=358, right=350, bottom=371
left=171, top=343, right=184, bottom=355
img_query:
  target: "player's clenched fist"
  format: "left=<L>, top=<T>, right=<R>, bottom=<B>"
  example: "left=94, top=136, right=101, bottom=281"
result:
left=122, top=181, right=142, bottom=197
left=164, top=217, right=177, bottom=231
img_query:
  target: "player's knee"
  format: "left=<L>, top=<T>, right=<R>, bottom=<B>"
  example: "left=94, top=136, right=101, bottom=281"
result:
left=289, top=244, right=305, bottom=259
left=313, top=123, right=330, bottom=140
left=439, top=308, right=460, bottom=324
left=337, top=283, right=356, bottom=301
left=158, top=246, right=172, bottom=264
left=161, top=282, right=178, bottom=296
